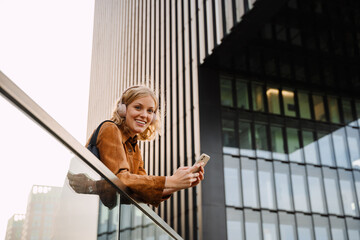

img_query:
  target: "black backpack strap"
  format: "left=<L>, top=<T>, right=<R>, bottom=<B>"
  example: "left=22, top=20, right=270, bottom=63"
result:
left=88, top=120, right=115, bottom=147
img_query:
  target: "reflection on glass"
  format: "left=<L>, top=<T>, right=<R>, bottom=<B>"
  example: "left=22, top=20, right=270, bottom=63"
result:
left=297, top=213, right=314, bottom=240
left=298, top=92, right=311, bottom=119
left=339, top=170, right=358, bottom=217
left=282, top=89, right=296, bottom=117
left=323, top=168, right=342, bottom=215
left=239, top=121, right=255, bottom=157
left=226, top=208, right=243, bottom=240
left=313, top=215, right=331, bottom=240
left=330, top=217, right=347, bottom=240
left=220, top=77, right=234, bottom=107
left=346, top=218, right=360, bottom=240
left=332, top=128, right=350, bottom=168
left=274, top=162, right=293, bottom=211
left=252, top=83, right=265, bottom=112
left=258, top=160, right=275, bottom=209
left=245, top=210, right=261, bottom=240
left=356, top=100, right=360, bottom=126
left=266, top=88, right=281, bottom=114
left=354, top=172, right=360, bottom=210
left=236, top=80, right=249, bottom=109
left=303, top=130, right=320, bottom=165
left=318, top=132, right=335, bottom=167
left=255, top=124, right=271, bottom=159
left=342, top=99, right=353, bottom=124
left=224, top=156, right=242, bottom=207
left=287, top=128, right=303, bottom=163
left=328, top=97, right=340, bottom=123
left=262, top=211, right=279, bottom=240
left=222, top=119, right=236, bottom=148
left=271, top=126, right=287, bottom=161
left=279, top=212, right=296, bottom=240
left=307, top=166, right=326, bottom=214
left=313, top=95, right=326, bottom=122
left=291, top=164, right=309, bottom=212
left=242, top=158, right=259, bottom=208
left=346, top=127, right=360, bottom=169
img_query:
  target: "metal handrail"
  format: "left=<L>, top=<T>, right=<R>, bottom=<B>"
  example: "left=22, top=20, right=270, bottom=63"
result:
left=0, top=71, right=183, bottom=240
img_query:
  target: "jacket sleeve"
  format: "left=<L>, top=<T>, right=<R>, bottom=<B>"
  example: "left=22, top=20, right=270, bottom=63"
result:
left=96, top=122, right=166, bottom=207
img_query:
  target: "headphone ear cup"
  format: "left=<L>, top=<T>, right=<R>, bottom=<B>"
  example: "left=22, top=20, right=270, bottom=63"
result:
left=118, top=103, right=127, bottom=117
left=151, top=113, right=156, bottom=124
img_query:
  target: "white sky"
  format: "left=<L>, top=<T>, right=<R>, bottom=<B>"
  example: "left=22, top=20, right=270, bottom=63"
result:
left=0, top=0, right=95, bottom=238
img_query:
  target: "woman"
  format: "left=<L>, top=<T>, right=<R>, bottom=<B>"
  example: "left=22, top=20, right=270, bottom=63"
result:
left=80, top=85, right=204, bottom=207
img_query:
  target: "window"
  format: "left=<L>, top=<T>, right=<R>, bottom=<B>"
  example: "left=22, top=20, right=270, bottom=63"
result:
left=302, top=130, right=320, bottom=165
left=296, top=213, right=314, bottom=240
left=274, top=162, right=293, bottom=211
left=346, top=127, right=360, bottom=169
left=332, top=128, right=350, bottom=168
left=220, top=77, right=234, bottom=107
left=255, top=124, right=270, bottom=159
left=307, top=165, right=326, bottom=214
left=245, top=210, right=261, bottom=240
left=339, top=170, right=359, bottom=217
left=323, top=168, right=343, bottom=215
left=291, top=164, right=310, bottom=212
left=313, top=215, right=331, bottom=240
left=313, top=95, right=326, bottom=122
left=298, top=92, right=311, bottom=119
left=236, top=80, right=249, bottom=109
left=222, top=118, right=237, bottom=148
left=328, top=96, right=340, bottom=123
left=354, top=172, right=360, bottom=210
left=279, top=212, right=296, bottom=240
left=287, top=128, right=303, bottom=163
left=262, top=211, right=279, bottom=240
left=226, top=208, right=243, bottom=240
left=318, top=131, right=335, bottom=167
left=252, top=83, right=265, bottom=112
left=342, top=99, right=354, bottom=124
left=271, top=126, right=287, bottom=161
left=224, top=156, right=242, bottom=207
left=266, top=88, right=281, bottom=114
left=330, top=217, right=347, bottom=240
left=282, top=89, right=296, bottom=117
left=239, top=121, right=254, bottom=157
left=241, top=158, right=259, bottom=208
left=258, top=160, right=276, bottom=209
left=346, top=218, right=360, bottom=240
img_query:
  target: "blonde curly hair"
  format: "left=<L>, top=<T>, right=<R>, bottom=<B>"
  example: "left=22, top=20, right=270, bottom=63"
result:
left=110, top=85, right=161, bottom=140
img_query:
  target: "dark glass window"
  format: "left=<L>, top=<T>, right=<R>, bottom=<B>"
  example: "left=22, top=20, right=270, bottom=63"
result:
left=266, top=87, right=281, bottom=114
left=271, top=126, right=287, bottom=161
left=252, top=83, right=265, bottom=112
left=287, top=127, right=303, bottom=163
left=356, top=100, right=360, bottom=126
left=282, top=89, right=296, bottom=117
left=222, top=119, right=236, bottom=148
left=313, top=95, right=326, bottom=122
left=224, top=156, right=242, bottom=207
left=239, top=121, right=254, bottom=157
left=255, top=124, right=270, bottom=159
left=298, top=92, right=311, bottom=119
left=220, top=76, right=234, bottom=107
left=236, top=80, right=249, bottom=109
left=342, top=99, right=353, bottom=124
left=328, top=96, right=340, bottom=123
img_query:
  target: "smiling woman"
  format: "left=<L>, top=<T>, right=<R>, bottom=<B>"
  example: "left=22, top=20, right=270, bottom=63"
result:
left=72, top=85, right=205, bottom=207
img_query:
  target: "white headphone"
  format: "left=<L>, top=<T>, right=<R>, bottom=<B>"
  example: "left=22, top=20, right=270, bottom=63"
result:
left=117, top=86, right=157, bottom=124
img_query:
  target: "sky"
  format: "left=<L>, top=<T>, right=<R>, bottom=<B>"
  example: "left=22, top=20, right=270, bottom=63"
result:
left=0, top=0, right=95, bottom=238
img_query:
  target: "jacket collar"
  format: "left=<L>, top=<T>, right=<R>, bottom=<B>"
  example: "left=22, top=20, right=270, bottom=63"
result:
left=120, top=128, right=138, bottom=145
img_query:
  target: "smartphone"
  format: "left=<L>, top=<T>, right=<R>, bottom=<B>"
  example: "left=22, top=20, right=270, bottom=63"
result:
left=193, top=153, right=210, bottom=172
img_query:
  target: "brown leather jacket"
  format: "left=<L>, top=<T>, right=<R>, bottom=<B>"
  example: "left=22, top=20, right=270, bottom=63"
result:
left=92, top=121, right=169, bottom=207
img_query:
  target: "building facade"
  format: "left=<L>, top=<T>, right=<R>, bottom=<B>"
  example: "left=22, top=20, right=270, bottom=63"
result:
left=5, top=214, right=25, bottom=240
left=87, top=0, right=360, bottom=239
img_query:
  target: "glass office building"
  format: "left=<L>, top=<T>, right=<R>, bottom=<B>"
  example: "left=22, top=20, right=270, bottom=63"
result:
left=87, top=0, right=360, bottom=239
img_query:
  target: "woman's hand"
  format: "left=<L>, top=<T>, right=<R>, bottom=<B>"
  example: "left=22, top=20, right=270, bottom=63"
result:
left=165, top=163, right=205, bottom=191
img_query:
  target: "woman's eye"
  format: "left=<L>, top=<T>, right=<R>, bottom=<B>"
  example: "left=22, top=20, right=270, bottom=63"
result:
left=135, top=106, right=141, bottom=110
left=147, top=109, right=154, bottom=113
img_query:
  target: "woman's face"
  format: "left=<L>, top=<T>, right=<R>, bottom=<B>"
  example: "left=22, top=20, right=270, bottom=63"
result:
left=125, top=95, right=156, bottom=136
